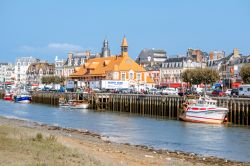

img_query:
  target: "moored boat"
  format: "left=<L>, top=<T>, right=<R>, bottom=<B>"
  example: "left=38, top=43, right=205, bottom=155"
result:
left=15, top=94, right=31, bottom=103
left=179, top=96, right=228, bottom=124
left=4, top=93, right=13, bottom=101
left=59, top=97, right=70, bottom=108
left=69, top=100, right=89, bottom=109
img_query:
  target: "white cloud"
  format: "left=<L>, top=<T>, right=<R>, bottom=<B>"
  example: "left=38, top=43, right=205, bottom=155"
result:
left=18, top=42, right=84, bottom=55
left=48, top=43, right=83, bottom=51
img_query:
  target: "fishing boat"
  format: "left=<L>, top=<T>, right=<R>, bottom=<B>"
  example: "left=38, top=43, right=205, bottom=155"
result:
left=14, top=93, right=31, bottom=103
left=59, top=97, right=70, bottom=108
left=3, top=93, right=13, bottom=101
left=69, top=100, right=89, bottom=109
left=179, top=96, right=228, bottom=124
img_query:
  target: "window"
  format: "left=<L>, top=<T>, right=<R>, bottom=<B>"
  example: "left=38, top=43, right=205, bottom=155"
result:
left=248, top=88, right=250, bottom=91
left=129, top=72, right=133, bottom=79
left=136, top=73, right=141, bottom=81
left=114, top=72, right=118, bottom=79
left=121, top=73, right=126, bottom=81
left=239, top=88, right=243, bottom=91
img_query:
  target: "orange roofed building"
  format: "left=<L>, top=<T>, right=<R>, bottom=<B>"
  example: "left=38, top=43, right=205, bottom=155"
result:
left=69, top=37, right=154, bottom=90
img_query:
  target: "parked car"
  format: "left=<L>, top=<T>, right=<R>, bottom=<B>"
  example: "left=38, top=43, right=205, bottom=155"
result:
left=162, top=88, right=178, bottom=95
left=194, top=88, right=204, bottom=94
left=225, top=89, right=232, bottom=96
left=238, top=85, right=250, bottom=97
left=231, top=88, right=239, bottom=97
left=205, top=89, right=213, bottom=96
left=148, top=88, right=158, bottom=95
left=117, top=88, right=133, bottom=94
left=92, top=88, right=101, bottom=92
left=212, top=89, right=225, bottom=97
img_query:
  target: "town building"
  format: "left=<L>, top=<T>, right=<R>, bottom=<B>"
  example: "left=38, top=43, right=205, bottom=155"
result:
left=144, top=65, right=161, bottom=87
left=55, top=51, right=90, bottom=78
left=222, top=48, right=247, bottom=88
left=26, top=62, right=55, bottom=84
left=187, top=48, right=208, bottom=63
left=14, top=57, right=40, bottom=84
left=209, top=50, right=225, bottom=61
left=70, top=37, right=154, bottom=90
left=160, top=55, right=206, bottom=88
left=207, top=50, right=226, bottom=80
left=136, top=48, right=167, bottom=67
left=0, top=63, right=15, bottom=84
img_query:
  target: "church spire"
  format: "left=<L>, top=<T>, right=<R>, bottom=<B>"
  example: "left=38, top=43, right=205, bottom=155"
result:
left=121, top=36, right=128, bottom=56
left=101, top=38, right=111, bottom=57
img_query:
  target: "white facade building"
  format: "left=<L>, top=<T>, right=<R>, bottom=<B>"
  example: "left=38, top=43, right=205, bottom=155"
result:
left=160, top=56, right=206, bottom=84
left=0, top=63, right=14, bottom=83
left=14, top=57, right=40, bottom=84
left=55, top=52, right=90, bottom=77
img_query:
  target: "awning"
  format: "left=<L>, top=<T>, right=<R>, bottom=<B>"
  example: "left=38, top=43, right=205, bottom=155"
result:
left=169, top=83, right=181, bottom=88
left=159, top=82, right=182, bottom=88
left=232, top=82, right=241, bottom=88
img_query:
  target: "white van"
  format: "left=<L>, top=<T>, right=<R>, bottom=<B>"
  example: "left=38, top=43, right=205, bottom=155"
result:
left=238, top=84, right=250, bottom=97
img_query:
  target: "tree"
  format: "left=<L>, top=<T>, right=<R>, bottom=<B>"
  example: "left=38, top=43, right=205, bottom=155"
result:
left=181, top=69, right=192, bottom=84
left=41, top=76, right=65, bottom=84
left=181, top=68, right=220, bottom=85
left=240, top=64, right=250, bottom=84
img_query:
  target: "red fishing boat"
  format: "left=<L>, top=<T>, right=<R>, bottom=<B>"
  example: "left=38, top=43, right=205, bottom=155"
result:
left=4, top=93, right=13, bottom=101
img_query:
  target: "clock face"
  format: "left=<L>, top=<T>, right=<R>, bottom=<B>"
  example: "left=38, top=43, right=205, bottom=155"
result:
left=147, top=56, right=151, bottom=62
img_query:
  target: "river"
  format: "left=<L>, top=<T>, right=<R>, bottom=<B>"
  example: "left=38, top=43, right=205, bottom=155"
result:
left=0, top=100, right=249, bottom=162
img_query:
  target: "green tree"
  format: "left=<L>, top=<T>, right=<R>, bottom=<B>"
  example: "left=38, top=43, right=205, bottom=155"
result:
left=240, top=64, right=250, bottom=84
left=41, top=76, right=65, bottom=84
left=181, top=68, right=220, bottom=85
left=181, top=69, right=192, bottom=84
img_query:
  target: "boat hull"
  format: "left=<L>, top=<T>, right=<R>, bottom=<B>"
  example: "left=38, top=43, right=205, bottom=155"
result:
left=15, top=96, right=31, bottom=103
left=17, top=99, right=31, bottom=103
left=4, top=97, right=12, bottom=101
left=70, top=103, right=89, bottom=109
left=180, top=110, right=228, bottom=124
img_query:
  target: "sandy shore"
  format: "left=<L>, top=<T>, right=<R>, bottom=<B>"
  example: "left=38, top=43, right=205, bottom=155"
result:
left=0, top=116, right=249, bottom=166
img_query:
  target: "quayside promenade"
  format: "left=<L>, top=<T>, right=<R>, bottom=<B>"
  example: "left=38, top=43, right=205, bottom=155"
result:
left=2, top=91, right=248, bottom=126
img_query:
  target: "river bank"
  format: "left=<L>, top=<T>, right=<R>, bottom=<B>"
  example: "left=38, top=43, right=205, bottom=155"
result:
left=0, top=116, right=249, bottom=166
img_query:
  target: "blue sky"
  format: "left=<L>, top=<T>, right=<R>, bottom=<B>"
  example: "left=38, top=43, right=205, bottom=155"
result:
left=1, top=0, right=250, bottom=62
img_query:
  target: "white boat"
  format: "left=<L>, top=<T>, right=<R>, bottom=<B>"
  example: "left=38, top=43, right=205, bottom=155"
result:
left=179, top=96, right=228, bottom=124
left=69, top=100, right=89, bottom=109
left=59, top=97, right=70, bottom=108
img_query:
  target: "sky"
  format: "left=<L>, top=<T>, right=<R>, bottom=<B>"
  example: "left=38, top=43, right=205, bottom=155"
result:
left=0, top=0, right=250, bottom=63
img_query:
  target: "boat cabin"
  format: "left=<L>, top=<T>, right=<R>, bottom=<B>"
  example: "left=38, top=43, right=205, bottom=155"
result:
left=196, top=98, right=217, bottom=107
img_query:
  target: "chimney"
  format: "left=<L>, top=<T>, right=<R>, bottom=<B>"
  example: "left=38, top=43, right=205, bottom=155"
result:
left=209, top=52, right=214, bottom=60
